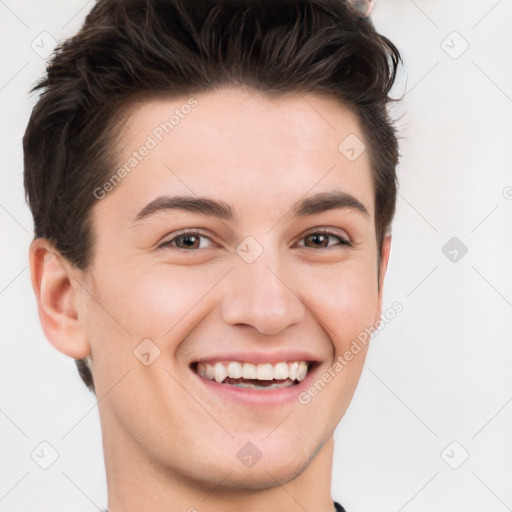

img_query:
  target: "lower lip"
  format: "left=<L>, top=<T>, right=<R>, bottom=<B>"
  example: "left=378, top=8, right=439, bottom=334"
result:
left=191, top=364, right=319, bottom=407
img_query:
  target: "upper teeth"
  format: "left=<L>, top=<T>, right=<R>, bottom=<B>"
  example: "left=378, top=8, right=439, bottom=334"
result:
left=196, top=361, right=309, bottom=383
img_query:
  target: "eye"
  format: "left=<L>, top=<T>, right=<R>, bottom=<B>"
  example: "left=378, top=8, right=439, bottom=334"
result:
left=297, top=229, right=352, bottom=249
left=158, top=231, right=215, bottom=250
left=157, top=228, right=351, bottom=252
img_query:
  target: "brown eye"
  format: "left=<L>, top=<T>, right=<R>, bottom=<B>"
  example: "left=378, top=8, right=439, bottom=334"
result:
left=300, top=231, right=351, bottom=249
left=175, top=234, right=200, bottom=249
left=159, top=232, right=214, bottom=250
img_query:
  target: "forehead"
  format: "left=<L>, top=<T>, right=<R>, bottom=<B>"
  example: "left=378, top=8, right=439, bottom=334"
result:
left=120, top=86, right=365, bottom=159
left=94, top=86, right=374, bottom=226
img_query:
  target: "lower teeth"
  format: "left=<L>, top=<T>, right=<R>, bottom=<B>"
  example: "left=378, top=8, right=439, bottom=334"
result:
left=224, top=377, right=295, bottom=390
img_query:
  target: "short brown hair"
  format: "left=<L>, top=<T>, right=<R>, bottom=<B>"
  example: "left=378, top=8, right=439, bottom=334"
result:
left=23, top=0, right=402, bottom=393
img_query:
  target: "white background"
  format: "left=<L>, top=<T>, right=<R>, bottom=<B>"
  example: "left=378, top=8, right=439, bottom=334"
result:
left=1, top=1, right=511, bottom=511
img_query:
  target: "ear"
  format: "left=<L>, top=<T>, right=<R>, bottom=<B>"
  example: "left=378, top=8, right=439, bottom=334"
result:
left=375, top=233, right=392, bottom=324
left=28, top=238, right=91, bottom=359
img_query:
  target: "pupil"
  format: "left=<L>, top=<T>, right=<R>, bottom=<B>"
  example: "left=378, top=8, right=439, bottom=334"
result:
left=309, top=234, right=327, bottom=247
left=181, top=235, right=197, bottom=248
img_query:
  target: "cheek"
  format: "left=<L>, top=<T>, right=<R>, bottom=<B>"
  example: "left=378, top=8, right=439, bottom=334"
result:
left=294, top=261, right=379, bottom=424
left=298, top=259, right=379, bottom=352
left=83, top=261, right=226, bottom=403
left=87, top=260, right=225, bottom=349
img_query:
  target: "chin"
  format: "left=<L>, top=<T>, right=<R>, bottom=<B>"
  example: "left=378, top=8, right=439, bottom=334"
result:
left=190, top=433, right=326, bottom=492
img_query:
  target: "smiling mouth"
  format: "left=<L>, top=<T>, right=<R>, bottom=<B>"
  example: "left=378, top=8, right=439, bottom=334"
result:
left=190, top=360, right=315, bottom=390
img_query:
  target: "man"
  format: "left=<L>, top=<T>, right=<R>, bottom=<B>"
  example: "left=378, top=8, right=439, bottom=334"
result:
left=24, top=0, right=401, bottom=510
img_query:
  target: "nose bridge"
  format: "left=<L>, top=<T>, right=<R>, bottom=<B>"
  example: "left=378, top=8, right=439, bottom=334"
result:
left=220, top=238, right=305, bottom=336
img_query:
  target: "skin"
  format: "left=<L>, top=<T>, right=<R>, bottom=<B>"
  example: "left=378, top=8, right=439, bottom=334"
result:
left=29, top=86, right=391, bottom=512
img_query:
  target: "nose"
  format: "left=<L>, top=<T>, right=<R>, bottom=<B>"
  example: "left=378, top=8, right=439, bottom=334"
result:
left=219, top=250, right=306, bottom=336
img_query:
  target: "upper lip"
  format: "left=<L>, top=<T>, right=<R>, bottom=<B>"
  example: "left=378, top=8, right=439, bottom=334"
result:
left=191, top=350, right=321, bottom=365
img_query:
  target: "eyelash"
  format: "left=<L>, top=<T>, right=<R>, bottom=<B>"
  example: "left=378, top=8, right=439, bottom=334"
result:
left=158, top=229, right=352, bottom=251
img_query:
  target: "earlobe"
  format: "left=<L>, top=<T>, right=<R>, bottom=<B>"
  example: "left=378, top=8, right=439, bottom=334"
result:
left=28, top=238, right=91, bottom=359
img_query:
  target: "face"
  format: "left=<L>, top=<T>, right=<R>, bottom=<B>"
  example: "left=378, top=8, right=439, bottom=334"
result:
left=67, top=87, right=389, bottom=490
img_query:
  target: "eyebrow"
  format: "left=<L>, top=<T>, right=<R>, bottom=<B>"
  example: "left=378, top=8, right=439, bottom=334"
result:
left=132, top=190, right=369, bottom=223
